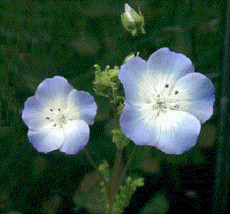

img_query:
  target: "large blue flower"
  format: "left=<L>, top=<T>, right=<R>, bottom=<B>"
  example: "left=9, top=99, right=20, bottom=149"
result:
left=22, top=76, right=97, bottom=154
left=119, top=48, right=215, bottom=154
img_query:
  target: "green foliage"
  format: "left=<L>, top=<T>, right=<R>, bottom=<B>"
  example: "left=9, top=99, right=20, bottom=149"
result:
left=93, top=64, right=120, bottom=97
left=111, top=129, right=130, bottom=149
left=99, top=160, right=110, bottom=205
left=112, top=176, right=144, bottom=214
left=117, top=102, right=125, bottom=116
left=99, top=160, right=110, bottom=183
left=140, top=192, right=169, bottom=214
left=74, top=179, right=106, bottom=214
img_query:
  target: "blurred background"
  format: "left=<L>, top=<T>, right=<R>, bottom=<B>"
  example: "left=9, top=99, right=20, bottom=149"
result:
left=0, top=0, right=228, bottom=213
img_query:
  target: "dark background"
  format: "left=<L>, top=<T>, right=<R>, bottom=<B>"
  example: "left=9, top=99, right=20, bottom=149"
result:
left=0, top=0, right=228, bottom=213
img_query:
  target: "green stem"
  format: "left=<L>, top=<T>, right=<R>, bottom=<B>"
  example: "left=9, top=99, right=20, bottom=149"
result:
left=108, top=148, right=123, bottom=211
left=106, top=90, right=124, bottom=213
left=120, top=145, right=137, bottom=183
left=84, top=148, right=109, bottom=196
left=134, top=34, right=140, bottom=56
left=106, top=85, right=137, bottom=213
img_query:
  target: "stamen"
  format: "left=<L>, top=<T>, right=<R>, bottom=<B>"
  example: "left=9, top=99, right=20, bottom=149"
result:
left=53, top=124, right=57, bottom=127
left=174, top=104, right=179, bottom=109
left=46, top=117, right=50, bottom=120
left=50, top=108, right=53, bottom=112
left=175, top=90, right=179, bottom=95
left=165, top=84, right=169, bottom=88
left=58, top=108, right=61, bottom=111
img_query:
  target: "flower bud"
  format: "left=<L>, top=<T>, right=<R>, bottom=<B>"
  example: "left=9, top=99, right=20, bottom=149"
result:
left=123, top=52, right=139, bottom=64
left=121, top=3, right=145, bottom=36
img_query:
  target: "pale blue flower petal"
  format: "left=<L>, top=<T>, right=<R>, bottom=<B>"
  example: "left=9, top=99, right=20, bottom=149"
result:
left=119, top=56, right=147, bottom=104
left=22, top=96, right=51, bottom=129
left=146, top=48, right=194, bottom=91
left=60, top=120, right=89, bottom=154
left=156, top=111, right=201, bottom=154
left=67, top=90, right=97, bottom=125
left=119, top=48, right=214, bottom=155
left=35, top=76, right=74, bottom=108
left=172, top=73, right=215, bottom=123
left=28, top=125, right=64, bottom=153
left=22, top=76, right=95, bottom=155
left=120, top=101, right=160, bottom=145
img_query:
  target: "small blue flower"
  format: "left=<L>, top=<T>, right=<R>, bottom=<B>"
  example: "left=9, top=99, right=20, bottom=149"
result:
left=22, top=76, right=97, bottom=154
left=119, top=48, right=215, bottom=154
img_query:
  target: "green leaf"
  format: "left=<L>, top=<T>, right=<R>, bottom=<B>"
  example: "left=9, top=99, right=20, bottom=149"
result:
left=140, top=192, right=169, bottom=214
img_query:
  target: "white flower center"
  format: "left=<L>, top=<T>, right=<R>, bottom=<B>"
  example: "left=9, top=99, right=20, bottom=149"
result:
left=151, top=84, right=180, bottom=116
left=45, top=107, right=78, bottom=128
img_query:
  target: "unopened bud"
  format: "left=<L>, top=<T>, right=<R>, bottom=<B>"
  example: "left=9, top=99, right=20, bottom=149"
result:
left=121, top=3, right=145, bottom=36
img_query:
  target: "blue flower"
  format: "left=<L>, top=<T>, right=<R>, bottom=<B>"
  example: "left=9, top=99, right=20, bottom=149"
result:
left=22, top=76, right=97, bottom=154
left=119, top=48, right=215, bottom=154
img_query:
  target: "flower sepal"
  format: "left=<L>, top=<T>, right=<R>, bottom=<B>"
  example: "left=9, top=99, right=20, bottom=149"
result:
left=123, top=52, right=137, bottom=64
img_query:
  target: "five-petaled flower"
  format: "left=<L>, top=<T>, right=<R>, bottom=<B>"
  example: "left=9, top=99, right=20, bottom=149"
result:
left=119, top=48, right=215, bottom=154
left=22, top=76, right=97, bottom=154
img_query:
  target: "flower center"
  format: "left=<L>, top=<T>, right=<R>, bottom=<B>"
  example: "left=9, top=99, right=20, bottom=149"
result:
left=152, top=84, right=180, bottom=115
left=45, top=107, right=75, bottom=128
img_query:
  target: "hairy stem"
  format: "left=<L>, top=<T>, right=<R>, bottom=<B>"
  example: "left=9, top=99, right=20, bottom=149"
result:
left=84, top=148, right=109, bottom=197
left=120, top=145, right=137, bottom=184
left=134, top=34, right=140, bottom=56
left=106, top=90, right=124, bottom=213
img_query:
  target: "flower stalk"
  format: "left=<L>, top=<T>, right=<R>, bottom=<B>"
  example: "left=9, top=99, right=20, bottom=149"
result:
left=106, top=88, right=124, bottom=214
left=93, top=66, right=139, bottom=213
